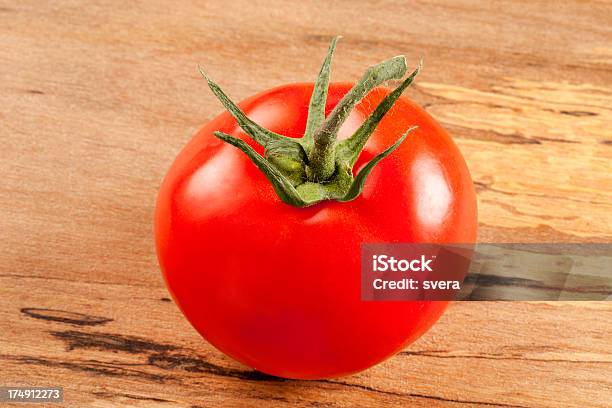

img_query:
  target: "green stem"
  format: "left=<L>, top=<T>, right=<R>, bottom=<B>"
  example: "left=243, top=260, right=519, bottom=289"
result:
left=307, top=55, right=407, bottom=181
left=202, top=39, right=423, bottom=208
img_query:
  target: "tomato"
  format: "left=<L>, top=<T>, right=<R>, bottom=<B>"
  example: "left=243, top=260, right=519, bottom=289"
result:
left=155, top=40, right=477, bottom=379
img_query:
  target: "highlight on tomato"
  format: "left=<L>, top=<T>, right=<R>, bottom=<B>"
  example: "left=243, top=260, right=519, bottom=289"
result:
left=155, top=37, right=477, bottom=379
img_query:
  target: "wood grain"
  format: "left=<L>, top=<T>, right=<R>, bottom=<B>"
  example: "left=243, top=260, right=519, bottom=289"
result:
left=1, top=0, right=611, bottom=407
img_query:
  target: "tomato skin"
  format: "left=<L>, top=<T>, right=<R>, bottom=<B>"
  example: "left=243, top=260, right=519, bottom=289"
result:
left=155, top=83, right=477, bottom=379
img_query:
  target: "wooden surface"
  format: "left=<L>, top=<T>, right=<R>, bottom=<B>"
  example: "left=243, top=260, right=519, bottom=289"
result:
left=1, top=1, right=611, bottom=407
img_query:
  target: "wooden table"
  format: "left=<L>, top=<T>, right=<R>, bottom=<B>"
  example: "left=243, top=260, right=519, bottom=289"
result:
left=1, top=1, right=611, bottom=406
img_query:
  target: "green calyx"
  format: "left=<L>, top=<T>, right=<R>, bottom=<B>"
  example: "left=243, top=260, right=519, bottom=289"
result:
left=199, top=37, right=422, bottom=207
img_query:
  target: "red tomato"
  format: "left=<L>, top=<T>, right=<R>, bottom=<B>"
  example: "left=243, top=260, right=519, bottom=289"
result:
left=155, top=81, right=477, bottom=379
